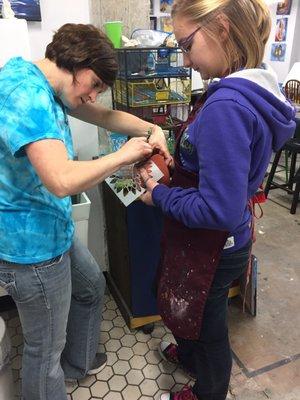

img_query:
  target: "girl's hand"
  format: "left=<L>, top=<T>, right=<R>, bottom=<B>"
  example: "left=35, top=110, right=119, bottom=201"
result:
left=139, top=168, right=158, bottom=206
left=148, top=125, right=172, bottom=166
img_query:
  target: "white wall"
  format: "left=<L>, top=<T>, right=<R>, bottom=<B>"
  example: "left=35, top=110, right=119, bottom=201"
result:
left=290, top=2, right=300, bottom=68
left=0, top=19, right=31, bottom=66
left=28, top=0, right=90, bottom=59
left=264, top=1, right=300, bottom=83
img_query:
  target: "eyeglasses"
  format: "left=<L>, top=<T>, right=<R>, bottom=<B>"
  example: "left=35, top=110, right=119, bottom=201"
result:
left=178, top=26, right=202, bottom=53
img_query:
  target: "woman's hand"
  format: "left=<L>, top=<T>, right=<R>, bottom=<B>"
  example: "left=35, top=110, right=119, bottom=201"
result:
left=138, top=168, right=159, bottom=206
left=148, top=125, right=172, bottom=166
left=117, top=137, right=153, bottom=165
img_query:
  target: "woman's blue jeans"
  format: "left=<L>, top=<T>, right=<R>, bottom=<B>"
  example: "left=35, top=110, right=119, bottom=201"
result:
left=0, top=237, right=106, bottom=400
left=175, top=240, right=252, bottom=400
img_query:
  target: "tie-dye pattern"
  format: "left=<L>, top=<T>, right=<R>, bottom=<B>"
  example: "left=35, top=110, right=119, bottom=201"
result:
left=0, top=57, right=74, bottom=263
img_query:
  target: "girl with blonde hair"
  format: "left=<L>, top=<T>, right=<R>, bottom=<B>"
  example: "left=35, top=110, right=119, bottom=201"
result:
left=140, top=1, right=295, bottom=399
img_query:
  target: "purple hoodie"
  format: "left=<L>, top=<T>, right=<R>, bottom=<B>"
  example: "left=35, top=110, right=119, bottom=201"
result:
left=152, top=65, right=296, bottom=252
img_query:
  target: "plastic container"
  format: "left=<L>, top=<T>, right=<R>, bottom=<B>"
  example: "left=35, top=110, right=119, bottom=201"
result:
left=146, top=52, right=156, bottom=72
left=72, top=192, right=91, bottom=247
left=0, top=317, right=13, bottom=400
left=104, top=21, right=123, bottom=48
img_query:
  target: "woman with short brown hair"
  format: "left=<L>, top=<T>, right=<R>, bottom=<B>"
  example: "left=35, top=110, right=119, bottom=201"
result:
left=0, top=23, right=169, bottom=400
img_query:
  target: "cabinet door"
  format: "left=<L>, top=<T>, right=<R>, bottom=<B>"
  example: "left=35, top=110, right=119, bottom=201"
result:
left=127, top=201, right=163, bottom=316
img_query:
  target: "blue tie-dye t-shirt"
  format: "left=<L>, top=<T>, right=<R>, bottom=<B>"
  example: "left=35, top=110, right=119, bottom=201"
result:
left=0, top=57, right=74, bottom=263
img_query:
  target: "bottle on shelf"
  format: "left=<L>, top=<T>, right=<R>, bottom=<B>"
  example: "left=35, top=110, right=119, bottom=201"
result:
left=146, top=51, right=156, bottom=72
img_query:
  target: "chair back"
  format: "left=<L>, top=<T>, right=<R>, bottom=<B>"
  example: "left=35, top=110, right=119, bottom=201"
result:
left=285, top=79, right=300, bottom=105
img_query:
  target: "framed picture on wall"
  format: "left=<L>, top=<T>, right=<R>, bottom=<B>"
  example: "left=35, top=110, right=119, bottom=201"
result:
left=160, top=0, right=173, bottom=13
left=276, top=0, right=292, bottom=15
left=270, top=43, right=287, bottom=62
left=160, top=16, right=173, bottom=32
left=275, top=17, right=288, bottom=42
left=0, top=0, right=41, bottom=21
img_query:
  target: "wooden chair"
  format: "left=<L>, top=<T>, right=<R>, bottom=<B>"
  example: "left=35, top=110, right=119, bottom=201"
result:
left=285, top=79, right=300, bottom=105
left=264, top=119, right=300, bottom=214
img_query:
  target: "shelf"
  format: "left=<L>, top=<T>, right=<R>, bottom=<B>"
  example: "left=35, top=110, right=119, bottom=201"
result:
left=115, top=47, right=191, bottom=81
left=113, top=78, right=191, bottom=108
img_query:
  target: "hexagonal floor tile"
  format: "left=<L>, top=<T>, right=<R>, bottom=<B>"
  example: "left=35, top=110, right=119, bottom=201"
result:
left=126, top=368, right=144, bottom=385
left=120, top=334, right=137, bottom=347
left=103, top=391, right=123, bottom=400
left=133, top=342, right=149, bottom=356
left=95, top=366, right=114, bottom=381
left=79, top=375, right=96, bottom=388
left=145, top=349, right=161, bottom=365
left=104, top=338, right=121, bottom=352
left=117, top=346, right=134, bottom=361
left=101, top=320, right=113, bottom=332
left=109, top=327, right=125, bottom=340
left=1, top=290, right=198, bottom=400
left=143, top=364, right=161, bottom=380
left=122, top=384, right=141, bottom=400
left=112, top=315, right=126, bottom=328
left=106, top=299, right=118, bottom=310
left=108, top=375, right=127, bottom=391
left=71, top=386, right=91, bottom=400
left=112, top=360, right=130, bottom=375
left=90, top=380, right=109, bottom=398
left=129, top=355, right=147, bottom=370
left=99, top=331, right=110, bottom=344
left=157, top=373, right=175, bottom=390
left=135, top=331, right=150, bottom=343
left=106, top=351, right=118, bottom=366
left=102, top=309, right=117, bottom=321
left=140, top=378, right=159, bottom=396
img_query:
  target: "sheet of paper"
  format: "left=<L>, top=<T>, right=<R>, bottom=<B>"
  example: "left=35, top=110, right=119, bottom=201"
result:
left=105, top=160, right=163, bottom=207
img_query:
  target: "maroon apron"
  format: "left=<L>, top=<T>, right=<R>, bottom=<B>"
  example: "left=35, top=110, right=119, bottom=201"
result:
left=157, top=94, right=229, bottom=340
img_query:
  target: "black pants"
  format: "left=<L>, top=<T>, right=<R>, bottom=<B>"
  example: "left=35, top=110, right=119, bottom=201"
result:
left=175, top=240, right=252, bottom=400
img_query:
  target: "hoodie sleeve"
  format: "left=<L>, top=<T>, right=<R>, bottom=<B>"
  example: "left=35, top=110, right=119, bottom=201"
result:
left=152, top=98, right=256, bottom=231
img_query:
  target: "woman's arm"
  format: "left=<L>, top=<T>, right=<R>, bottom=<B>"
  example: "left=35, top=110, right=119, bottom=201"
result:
left=26, top=137, right=152, bottom=197
left=69, top=103, right=172, bottom=162
left=69, top=103, right=152, bottom=136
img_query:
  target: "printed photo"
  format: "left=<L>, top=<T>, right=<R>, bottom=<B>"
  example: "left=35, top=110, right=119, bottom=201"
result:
left=0, top=0, right=41, bottom=21
left=275, top=17, right=288, bottom=42
left=160, top=0, right=173, bottom=13
left=160, top=16, right=173, bottom=32
left=270, top=43, right=287, bottom=62
left=276, top=0, right=292, bottom=15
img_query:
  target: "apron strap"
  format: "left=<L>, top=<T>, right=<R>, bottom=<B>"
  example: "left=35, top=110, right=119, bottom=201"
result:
left=242, top=197, right=263, bottom=311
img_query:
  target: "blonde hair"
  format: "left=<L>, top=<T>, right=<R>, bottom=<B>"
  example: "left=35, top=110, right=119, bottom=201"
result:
left=172, top=0, right=271, bottom=73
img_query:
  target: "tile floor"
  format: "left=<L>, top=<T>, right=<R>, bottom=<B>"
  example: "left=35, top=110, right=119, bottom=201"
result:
left=0, top=187, right=299, bottom=400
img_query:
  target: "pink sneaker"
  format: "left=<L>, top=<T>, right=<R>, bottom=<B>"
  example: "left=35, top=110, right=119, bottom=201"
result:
left=158, top=341, right=196, bottom=379
left=161, top=386, right=198, bottom=400
left=159, top=341, right=180, bottom=364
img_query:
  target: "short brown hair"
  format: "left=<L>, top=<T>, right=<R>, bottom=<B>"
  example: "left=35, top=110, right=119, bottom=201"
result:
left=45, top=23, right=118, bottom=87
left=172, top=0, right=271, bottom=74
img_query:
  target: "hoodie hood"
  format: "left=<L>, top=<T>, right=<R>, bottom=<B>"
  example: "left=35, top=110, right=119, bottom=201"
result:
left=207, top=64, right=296, bottom=151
